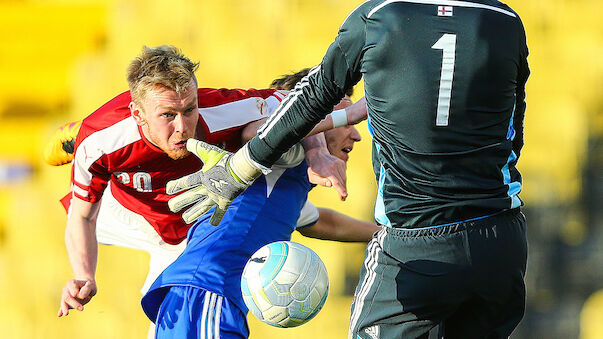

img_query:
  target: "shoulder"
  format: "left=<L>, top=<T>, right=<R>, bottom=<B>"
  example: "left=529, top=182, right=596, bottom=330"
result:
left=79, top=91, right=133, bottom=139
left=73, top=116, right=141, bottom=169
left=196, top=88, right=276, bottom=107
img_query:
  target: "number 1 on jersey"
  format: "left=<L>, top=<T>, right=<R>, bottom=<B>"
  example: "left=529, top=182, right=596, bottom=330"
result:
left=432, top=33, right=457, bottom=126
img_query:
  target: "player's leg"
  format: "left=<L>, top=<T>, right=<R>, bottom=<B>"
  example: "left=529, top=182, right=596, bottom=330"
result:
left=155, top=287, right=249, bottom=339
left=442, top=210, right=527, bottom=338
left=349, top=223, right=476, bottom=339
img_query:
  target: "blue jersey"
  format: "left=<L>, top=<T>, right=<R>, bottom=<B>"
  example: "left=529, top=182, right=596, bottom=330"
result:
left=141, top=162, right=313, bottom=322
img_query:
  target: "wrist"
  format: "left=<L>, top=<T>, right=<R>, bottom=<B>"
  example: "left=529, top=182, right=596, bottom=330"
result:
left=331, top=109, right=348, bottom=128
left=230, top=144, right=269, bottom=184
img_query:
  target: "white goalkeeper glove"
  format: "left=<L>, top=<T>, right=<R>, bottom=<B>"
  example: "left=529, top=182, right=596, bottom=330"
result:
left=167, top=139, right=265, bottom=225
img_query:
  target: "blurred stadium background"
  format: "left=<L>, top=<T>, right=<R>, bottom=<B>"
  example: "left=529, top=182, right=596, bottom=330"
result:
left=0, top=0, right=600, bottom=338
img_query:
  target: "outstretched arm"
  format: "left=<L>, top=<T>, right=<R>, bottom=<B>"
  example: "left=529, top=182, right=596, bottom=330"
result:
left=240, top=97, right=366, bottom=144
left=298, top=207, right=380, bottom=242
left=58, top=197, right=100, bottom=317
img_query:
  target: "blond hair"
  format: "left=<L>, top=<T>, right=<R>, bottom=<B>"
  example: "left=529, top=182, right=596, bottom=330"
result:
left=127, top=45, right=199, bottom=104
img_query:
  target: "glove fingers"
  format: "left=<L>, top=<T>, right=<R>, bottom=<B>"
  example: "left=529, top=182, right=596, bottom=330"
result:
left=187, top=139, right=226, bottom=171
left=209, top=207, right=227, bottom=226
left=182, top=198, right=216, bottom=224
left=166, top=170, right=204, bottom=195
left=168, top=186, right=208, bottom=213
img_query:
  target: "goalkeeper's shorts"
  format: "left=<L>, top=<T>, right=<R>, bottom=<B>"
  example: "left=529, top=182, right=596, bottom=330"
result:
left=155, top=286, right=249, bottom=339
left=349, top=208, right=527, bottom=339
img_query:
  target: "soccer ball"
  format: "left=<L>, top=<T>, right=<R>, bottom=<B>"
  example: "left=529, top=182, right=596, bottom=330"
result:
left=241, top=241, right=329, bottom=328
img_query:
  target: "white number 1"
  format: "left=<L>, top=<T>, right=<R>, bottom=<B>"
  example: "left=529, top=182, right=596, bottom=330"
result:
left=432, top=33, right=457, bottom=126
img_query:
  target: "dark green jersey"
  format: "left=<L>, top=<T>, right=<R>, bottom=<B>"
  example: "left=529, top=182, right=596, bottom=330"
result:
left=249, top=0, right=529, bottom=228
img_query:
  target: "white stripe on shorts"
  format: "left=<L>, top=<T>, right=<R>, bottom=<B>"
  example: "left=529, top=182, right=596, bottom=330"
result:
left=214, top=295, right=223, bottom=339
left=348, top=228, right=386, bottom=338
left=199, top=291, right=223, bottom=339
left=200, top=292, right=211, bottom=339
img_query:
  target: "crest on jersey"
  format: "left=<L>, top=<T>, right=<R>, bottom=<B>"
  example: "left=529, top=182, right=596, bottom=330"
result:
left=438, top=5, right=453, bottom=16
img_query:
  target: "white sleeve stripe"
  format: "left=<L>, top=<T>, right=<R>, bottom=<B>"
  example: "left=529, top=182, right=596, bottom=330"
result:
left=273, top=91, right=287, bottom=100
left=73, top=117, right=141, bottom=186
left=367, top=0, right=516, bottom=18
left=200, top=97, right=267, bottom=133
left=72, top=185, right=89, bottom=198
left=264, top=92, right=289, bottom=117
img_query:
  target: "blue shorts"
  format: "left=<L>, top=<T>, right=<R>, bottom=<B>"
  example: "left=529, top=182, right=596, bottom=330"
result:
left=155, top=286, right=249, bottom=339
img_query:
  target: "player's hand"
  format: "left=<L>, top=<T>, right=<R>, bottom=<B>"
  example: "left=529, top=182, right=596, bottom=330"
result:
left=58, top=279, right=97, bottom=317
left=305, top=148, right=347, bottom=201
left=167, top=181, right=215, bottom=224
left=167, top=139, right=263, bottom=225
left=346, top=96, right=367, bottom=125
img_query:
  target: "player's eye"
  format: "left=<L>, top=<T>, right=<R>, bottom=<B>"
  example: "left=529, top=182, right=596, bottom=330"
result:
left=161, top=112, right=175, bottom=119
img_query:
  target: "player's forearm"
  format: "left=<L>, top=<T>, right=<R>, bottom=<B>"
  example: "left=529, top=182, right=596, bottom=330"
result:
left=249, top=69, right=346, bottom=167
left=65, top=216, right=98, bottom=281
left=302, top=208, right=380, bottom=242
left=322, top=208, right=379, bottom=242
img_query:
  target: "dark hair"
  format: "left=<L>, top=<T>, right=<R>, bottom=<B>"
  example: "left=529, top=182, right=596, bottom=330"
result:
left=270, top=68, right=353, bottom=96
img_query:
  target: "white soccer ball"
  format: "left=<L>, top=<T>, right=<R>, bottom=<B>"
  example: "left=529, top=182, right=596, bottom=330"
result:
left=241, top=241, right=329, bottom=328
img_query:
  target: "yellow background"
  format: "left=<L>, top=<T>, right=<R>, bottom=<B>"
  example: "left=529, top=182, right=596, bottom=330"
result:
left=0, top=0, right=601, bottom=338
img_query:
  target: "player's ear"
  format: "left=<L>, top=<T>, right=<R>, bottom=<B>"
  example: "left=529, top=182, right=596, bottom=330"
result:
left=130, top=101, right=146, bottom=126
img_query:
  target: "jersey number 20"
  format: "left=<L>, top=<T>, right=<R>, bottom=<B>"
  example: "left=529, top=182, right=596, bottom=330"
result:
left=432, top=33, right=457, bottom=126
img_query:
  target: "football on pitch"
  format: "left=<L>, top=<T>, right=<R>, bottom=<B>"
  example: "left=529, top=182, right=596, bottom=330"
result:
left=241, top=241, right=329, bottom=328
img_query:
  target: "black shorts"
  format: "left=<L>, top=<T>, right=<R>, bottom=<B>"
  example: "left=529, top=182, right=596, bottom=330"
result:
left=349, top=209, right=527, bottom=339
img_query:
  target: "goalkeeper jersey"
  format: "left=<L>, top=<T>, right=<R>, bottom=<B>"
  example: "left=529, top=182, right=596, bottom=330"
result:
left=249, top=0, right=529, bottom=229
left=67, top=88, right=285, bottom=245
left=141, top=162, right=315, bottom=320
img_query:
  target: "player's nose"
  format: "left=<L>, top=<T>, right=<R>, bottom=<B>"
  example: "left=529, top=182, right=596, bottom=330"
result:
left=350, top=126, right=361, bottom=142
left=174, top=114, right=186, bottom=132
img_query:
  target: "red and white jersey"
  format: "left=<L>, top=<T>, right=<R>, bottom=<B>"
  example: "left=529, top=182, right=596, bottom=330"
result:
left=64, top=88, right=286, bottom=245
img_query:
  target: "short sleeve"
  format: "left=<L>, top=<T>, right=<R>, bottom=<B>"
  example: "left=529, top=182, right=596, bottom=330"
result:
left=295, top=200, right=320, bottom=229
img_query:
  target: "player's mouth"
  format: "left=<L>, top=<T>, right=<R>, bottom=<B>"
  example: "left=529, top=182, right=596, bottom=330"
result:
left=342, top=147, right=353, bottom=153
left=174, top=140, right=188, bottom=149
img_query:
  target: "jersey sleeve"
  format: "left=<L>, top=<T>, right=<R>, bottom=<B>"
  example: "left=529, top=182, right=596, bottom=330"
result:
left=70, top=126, right=111, bottom=203
left=248, top=3, right=371, bottom=167
left=512, top=16, right=530, bottom=157
left=295, top=200, right=319, bottom=229
left=198, top=88, right=288, bottom=151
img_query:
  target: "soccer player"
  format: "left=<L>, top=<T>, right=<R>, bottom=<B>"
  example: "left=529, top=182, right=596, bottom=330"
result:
left=141, top=83, right=379, bottom=338
left=170, top=1, right=531, bottom=338
left=56, top=46, right=367, bottom=320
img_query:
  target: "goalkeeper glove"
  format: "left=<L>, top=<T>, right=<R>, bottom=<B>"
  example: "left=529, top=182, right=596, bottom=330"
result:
left=167, top=139, right=265, bottom=225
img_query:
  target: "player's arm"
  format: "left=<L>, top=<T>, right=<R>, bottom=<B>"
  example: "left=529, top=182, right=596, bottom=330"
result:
left=297, top=205, right=380, bottom=242
left=247, top=5, right=368, bottom=167
left=304, top=96, right=367, bottom=136
left=513, top=18, right=530, bottom=157
left=240, top=96, right=366, bottom=144
left=58, top=196, right=100, bottom=317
